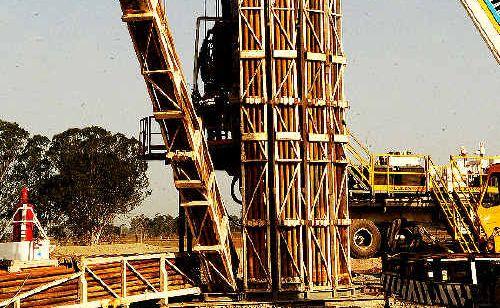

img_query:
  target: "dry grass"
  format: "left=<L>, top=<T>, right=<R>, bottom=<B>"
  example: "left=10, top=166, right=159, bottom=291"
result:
left=52, top=241, right=177, bottom=258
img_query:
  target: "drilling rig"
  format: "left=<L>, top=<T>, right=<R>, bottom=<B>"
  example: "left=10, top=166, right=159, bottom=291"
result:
left=120, top=0, right=352, bottom=298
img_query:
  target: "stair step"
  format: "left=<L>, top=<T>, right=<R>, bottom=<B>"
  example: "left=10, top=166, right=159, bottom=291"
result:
left=154, top=110, right=183, bottom=120
left=181, top=200, right=210, bottom=207
left=175, top=180, right=204, bottom=189
left=122, top=12, right=154, bottom=22
left=167, top=151, right=195, bottom=161
left=193, top=245, right=223, bottom=252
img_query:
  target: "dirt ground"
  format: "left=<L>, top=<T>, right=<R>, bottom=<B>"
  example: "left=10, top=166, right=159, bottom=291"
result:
left=51, top=242, right=177, bottom=259
left=351, top=257, right=382, bottom=275
left=52, top=239, right=382, bottom=275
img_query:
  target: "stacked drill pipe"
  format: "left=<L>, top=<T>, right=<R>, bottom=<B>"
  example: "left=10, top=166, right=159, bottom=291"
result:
left=0, top=266, right=79, bottom=307
left=0, top=254, right=198, bottom=307
left=326, top=0, right=351, bottom=285
left=269, top=0, right=305, bottom=292
left=300, top=0, right=332, bottom=290
left=239, top=0, right=351, bottom=293
left=119, top=0, right=237, bottom=292
left=239, top=0, right=272, bottom=292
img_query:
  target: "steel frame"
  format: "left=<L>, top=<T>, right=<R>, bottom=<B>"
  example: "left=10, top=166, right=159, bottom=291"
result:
left=326, top=0, right=351, bottom=287
left=239, top=0, right=351, bottom=293
left=269, top=0, right=305, bottom=292
left=301, top=0, right=332, bottom=291
left=120, top=0, right=237, bottom=292
left=239, top=0, right=272, bottom=292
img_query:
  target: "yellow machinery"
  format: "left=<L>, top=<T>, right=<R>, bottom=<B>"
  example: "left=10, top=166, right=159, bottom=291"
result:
left=477, top=163, right=500, bottom=252
left=459, top=0, right=500, bottom=63
left=346, top=131, right=500, bottom=257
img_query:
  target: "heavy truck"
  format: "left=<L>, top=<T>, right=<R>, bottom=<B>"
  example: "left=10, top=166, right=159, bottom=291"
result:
left=346, top=134, right=500, bottom=259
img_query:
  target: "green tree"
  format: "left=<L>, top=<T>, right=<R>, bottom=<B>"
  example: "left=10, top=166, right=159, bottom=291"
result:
left=148, top=214, right=177, bottom=238
left=47, top=127, right=150, bottom=245
left=131, top=214, right=150, bottom=243
left=0, top=120, right=30, bottom=217
left=0, top=120, right=56, bottom=224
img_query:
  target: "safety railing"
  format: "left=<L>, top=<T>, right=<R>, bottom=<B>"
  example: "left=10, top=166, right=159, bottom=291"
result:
left=428, top=158, right=479, bottom=253
left=346, top=130, right=373, bottom=191
left=370, top=153, right=429, bottom=194
left=449, top=155, right=500, bottom=194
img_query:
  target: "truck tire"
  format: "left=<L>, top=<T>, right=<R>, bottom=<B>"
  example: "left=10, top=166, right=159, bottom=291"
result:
left=350, top=219, right=381, bottom=259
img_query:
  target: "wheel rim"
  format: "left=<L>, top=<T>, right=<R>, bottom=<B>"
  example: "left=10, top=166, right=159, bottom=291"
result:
left=354, top=228, right=373, bottom=249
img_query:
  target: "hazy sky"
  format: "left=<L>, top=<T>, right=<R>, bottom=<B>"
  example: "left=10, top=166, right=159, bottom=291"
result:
left=1, top=1, right=498, bottom=219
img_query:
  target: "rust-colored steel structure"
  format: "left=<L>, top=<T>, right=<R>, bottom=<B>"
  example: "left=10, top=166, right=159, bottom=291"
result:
left=239, top=0, right=272, bottom=292
left=239, top=0, right=351, bottom=294
left=269, top=0, right=304, bottom=293
left=119, top=0, right=351, bottom=296
left=119, top=0, right=237, bottom=292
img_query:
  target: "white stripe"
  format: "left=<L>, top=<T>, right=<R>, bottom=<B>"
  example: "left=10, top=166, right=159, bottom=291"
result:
left=409, top=280, right=416, bottom=302
left=385, top=274, right=392, bottom=293
left=416, top=281, right=424, bottom=303
left=439, top=284, right=448, bottom=305
left=401, top=279, right=408, bottom=300
left=465, top=285, right=472, bottom=299
left=434, top=284, right=442, bottom=305
left=447, top=285, right=458, bottom=306
left=422, top=282, right=432, bottom=305
left=455, top=285, right=465, bottom=306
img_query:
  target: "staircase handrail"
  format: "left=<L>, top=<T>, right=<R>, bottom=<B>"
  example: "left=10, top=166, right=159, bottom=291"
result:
left=428, top=158, right=479, bottom=252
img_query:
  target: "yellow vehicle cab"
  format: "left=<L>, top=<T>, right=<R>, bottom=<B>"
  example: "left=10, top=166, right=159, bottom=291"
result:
left=477, top=163, right=500, bottom=252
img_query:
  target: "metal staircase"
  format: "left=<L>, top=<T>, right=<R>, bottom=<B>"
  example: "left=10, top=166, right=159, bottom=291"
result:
left=449, top=160, right=486, bottom=239
left=428, top=159, right=480, bottom=253
left=346, top=131, right=372, bottom=192
left=119, top=0, right=237, bottom=291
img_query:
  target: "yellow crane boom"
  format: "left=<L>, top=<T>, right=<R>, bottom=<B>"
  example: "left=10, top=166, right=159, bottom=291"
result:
left=459, top=0, right=500, bottom=63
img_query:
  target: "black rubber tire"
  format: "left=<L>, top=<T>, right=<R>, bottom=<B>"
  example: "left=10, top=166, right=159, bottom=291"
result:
left=350, top=219, right=382, bottom=259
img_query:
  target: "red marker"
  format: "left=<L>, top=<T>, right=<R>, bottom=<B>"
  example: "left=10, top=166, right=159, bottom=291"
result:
left=12, top=187, right=35, bottom=242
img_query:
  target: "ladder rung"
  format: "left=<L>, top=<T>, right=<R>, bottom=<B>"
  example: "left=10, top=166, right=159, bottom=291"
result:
left=154, top=111, right=183, bottom=120
left=193, top=245, right=223, bottom=252
left=181, top=200, right=210, bottom=207
left=334, top=160, right=349, bottom=165
left=167, top=151, right=195, bottom=161
left=122, top=12, right=154, bottom=22
left=175, top=180, right=204, bottom=189
left=142, top=69, right=172, bottom=75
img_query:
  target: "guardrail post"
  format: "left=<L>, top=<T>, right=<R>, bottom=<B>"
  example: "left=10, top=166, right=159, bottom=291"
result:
left=160, top=255, right=169, bottom=305
left=122, top=259, right=127, bottom=299
left=78, top=262, right=88, bottom=304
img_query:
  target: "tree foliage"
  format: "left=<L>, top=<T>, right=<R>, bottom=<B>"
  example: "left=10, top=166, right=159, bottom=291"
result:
left=0, top=120, right=54, bottom=221
left=46, top=127, right=150, bottom=244
left=130, top=214, right=178, bottom=241
left=0, top=121, right=150, bottom=245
